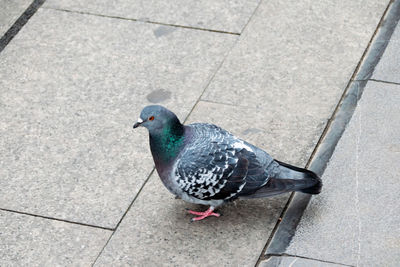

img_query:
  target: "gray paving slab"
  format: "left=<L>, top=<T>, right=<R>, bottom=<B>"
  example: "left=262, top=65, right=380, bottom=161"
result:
left=371, top=21, right=400, bottom=83
left=202, top=0, right=388, bottom=121
left=0, top=210, right=111, bottom=266
left=0, top=0, right=32, bottom=36
left=285, top=81, right=400, bottom=266
left=94, top=101, right=311, bottom=266
left=44, top=0, right=260, bottom=33
left=94, top=174, right=286, bottom=267
left=260, top=256, right=345, bottom=267
left=0, top=8, right=237, bottom=228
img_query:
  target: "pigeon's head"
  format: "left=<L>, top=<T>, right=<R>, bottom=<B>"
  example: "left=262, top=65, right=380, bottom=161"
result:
left=133, top=105, right=181, bottom=134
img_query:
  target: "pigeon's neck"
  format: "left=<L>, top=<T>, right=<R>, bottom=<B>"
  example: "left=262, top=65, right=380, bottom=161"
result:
left=150, top=120, right=185, bottom=165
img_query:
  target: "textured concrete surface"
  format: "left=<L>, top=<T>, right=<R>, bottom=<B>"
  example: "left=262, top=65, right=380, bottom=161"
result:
left=44, top=0, right=260, bottom=33
left=286, top=81, right=400, bottom=266
left=371, top=21, right=400, bottom=83
left=260, top=256, right=345, bottom=267
left=0, top=0, right=395, bottom=265
left=0, top=210, right=111, bottom=266
left=94, top=172, right=287, bottom=266
left=202, top=0, right=388, bottom=128
left=0, top=0, right=32, bottom=36
left=0, top=8, right=236, bottom=228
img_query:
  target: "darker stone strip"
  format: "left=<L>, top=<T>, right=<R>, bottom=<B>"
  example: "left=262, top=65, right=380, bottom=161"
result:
left=256, top=80, right=367, bottom=263
left=256, top=0, right=400, bottom=264
left=354, top=0, right=400, bottom=81
left=0, top=0, right=46, bottom=53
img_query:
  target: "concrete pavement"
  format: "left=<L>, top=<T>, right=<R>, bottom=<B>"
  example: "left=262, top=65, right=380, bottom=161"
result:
left=261, top=2, right=400, bottom=266
left=279, top=81, right=400, bottom=266
left=0, top=0, right=397, bottom=266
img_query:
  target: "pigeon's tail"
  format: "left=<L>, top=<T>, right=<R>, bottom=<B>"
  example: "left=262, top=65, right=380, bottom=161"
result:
left=274, top=160, right=322, bottom=194
left=242, top=160, right=322, bottom=199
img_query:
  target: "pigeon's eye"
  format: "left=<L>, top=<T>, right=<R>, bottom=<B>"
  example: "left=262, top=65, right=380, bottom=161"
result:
left=148, top=116, right=155, bottom=121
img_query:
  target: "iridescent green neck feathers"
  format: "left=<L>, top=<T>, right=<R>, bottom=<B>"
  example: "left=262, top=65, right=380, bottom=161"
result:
left=150, top=122, right=184, bottom=163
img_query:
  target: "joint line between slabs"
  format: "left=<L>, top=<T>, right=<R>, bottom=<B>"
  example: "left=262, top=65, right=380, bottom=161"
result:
left=43, top=7, right=240, bottom=35
left=0, top=208, right=113, bottom=231
left=182, top=39, right=239, bottom=124
left=239, top=0, right=263, bottom=35
left=91, top=168, right=156, bottom=266
left=182, top=0, right=262, bottom=123
left=264, top=253, right=355, bottom=267
left=368, top=78, right=400, bottom=86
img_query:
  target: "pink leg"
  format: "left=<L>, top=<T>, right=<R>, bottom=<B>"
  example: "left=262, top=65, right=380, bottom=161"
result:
left=187, top=206, right=220, bottom=222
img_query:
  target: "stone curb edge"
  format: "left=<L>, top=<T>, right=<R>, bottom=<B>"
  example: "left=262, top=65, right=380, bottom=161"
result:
left=258, top=0, right=400, bottom=265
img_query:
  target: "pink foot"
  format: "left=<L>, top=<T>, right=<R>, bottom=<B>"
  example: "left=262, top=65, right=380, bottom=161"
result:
left=187, top=207, right=220, bottom=222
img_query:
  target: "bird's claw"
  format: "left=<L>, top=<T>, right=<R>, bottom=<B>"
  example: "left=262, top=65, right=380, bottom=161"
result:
left=187, top=207, right=220, bottom=222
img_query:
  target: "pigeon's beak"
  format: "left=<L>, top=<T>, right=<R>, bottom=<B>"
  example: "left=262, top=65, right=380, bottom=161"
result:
left=133, top=118, right=144, bottom=129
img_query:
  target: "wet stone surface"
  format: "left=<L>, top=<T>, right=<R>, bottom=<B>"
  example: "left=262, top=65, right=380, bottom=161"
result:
left=146, top=89, right=172, bottom=103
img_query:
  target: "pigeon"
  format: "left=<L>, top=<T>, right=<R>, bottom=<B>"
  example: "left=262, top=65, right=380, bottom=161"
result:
left=133, top=105, right=322, bottom=221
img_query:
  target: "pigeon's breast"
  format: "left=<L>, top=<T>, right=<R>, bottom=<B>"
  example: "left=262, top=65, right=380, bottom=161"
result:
left=153, top=158, right=181, bottom=197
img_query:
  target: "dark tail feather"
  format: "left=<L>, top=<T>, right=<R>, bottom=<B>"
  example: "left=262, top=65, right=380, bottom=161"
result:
left=275, top=160, right=322, bottom=194
left=240, top=160, right=322, bottom=199
left=300, top=180, right=322, bottom=194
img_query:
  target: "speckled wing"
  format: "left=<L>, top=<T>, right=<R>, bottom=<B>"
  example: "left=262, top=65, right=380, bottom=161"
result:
left=174, top=123, right=275, bottom=201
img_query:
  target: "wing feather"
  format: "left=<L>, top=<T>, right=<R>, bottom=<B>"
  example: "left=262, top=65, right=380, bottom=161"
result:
left=174, top=123, right=273, bottom=201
